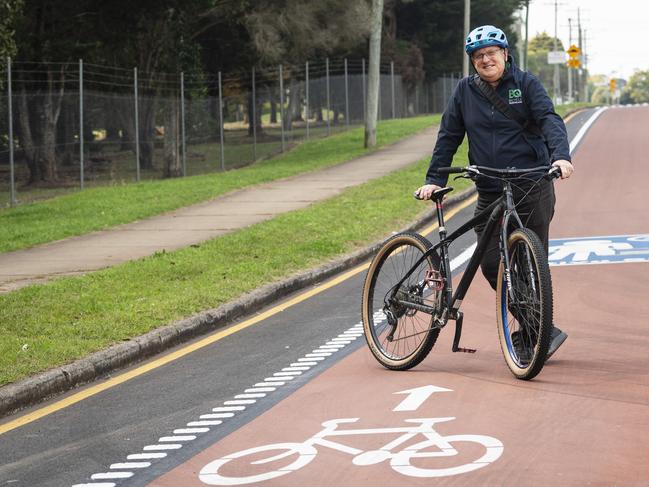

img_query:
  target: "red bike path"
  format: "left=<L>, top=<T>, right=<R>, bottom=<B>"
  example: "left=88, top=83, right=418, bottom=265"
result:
left=151, top=106, right=649, bottom=486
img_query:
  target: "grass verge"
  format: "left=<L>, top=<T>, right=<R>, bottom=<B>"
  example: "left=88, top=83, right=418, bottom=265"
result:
left=0, top=116, right=439, bottom=254
left=0, top=141, right=469, bottom=387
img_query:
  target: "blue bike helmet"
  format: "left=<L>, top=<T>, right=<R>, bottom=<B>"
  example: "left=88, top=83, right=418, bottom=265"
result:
left=465, top=25, right=508, bottom=55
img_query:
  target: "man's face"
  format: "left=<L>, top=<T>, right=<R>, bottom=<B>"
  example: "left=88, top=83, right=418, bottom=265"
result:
left=471, top=46, right=507, bottom=83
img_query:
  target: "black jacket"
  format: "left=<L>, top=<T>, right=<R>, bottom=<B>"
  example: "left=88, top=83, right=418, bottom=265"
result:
left=426, top=57, right=571, bottom=193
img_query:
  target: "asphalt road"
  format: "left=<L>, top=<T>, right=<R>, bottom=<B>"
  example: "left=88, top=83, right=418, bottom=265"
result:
left=4, top=105, right=647, bottom=487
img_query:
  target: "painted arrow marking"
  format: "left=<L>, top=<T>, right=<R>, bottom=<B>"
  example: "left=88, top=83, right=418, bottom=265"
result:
left=393, top=385, right=453, bottom=412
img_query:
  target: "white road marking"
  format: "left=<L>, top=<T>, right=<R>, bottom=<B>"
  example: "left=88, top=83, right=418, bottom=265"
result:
left=76, top=320, right=370, bottom=484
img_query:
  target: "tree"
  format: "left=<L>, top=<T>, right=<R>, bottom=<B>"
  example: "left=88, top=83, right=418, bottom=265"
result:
left=202, top=0, right=372, bottom=132
left=390, top=0, right=525, bottom=78
left=13, top=0, right=100, bottom=183
left=526, top=32, right=569, bottom=99
left=365, top=0, right=384, bottom=148
left=620, top=70, right=649, bottom=104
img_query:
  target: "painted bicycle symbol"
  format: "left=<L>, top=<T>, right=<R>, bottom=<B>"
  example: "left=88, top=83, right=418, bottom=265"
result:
left=199, top=416, right=504, bottom=485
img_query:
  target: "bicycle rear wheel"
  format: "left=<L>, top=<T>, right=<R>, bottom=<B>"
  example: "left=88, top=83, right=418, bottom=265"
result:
left=496, top=228, right=553, bottom=380
left=362, top=232, right=442, bottom=370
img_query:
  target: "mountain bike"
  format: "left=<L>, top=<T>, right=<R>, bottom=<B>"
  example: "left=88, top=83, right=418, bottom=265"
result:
left=362, top=165, right=561, bottom=380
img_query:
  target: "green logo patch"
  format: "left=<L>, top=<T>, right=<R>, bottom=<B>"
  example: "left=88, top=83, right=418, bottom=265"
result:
left=508, top=88, right=522, bottom=104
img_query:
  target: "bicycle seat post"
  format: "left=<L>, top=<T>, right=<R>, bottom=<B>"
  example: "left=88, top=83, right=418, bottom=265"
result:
left=432, top=187, right=453, bottom=240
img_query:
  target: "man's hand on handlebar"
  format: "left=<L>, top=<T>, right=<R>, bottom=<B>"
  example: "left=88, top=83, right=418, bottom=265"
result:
left=551, top=159, right=574, bottom=179
left=415, top=184, right=443, bottom=200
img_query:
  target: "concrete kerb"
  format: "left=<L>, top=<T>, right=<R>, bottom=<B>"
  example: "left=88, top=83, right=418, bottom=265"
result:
left=0, top=186, right=476, bottom=418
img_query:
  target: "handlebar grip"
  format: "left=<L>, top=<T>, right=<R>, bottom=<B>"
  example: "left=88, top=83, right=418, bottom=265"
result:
left=436, top=167, right=465, bottom=175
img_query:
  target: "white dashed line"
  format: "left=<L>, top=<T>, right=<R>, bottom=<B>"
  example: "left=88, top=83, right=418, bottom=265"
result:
left=127, top=453, right=166, bottom=460
left=143, top=444, right=182, bottom=451
left=91, top=472, right=133, bottom=480
left=76, top=320, right=365, bottom=485
left=110, top=462, right=151, bottom=469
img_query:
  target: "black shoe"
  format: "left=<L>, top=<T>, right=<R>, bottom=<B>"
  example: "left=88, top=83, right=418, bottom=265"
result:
left=511, top=331, right=532, bottom=364
left=546, top=326, right=568, bottom=360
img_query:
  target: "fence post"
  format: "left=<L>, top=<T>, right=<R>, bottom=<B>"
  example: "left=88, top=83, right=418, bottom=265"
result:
left=218, top=71, right=225, bottom=170
left=344, top=58, right=349, bottom=126
left=305, top=61, right=309, bottom=139
left=279, top=64, right=285, bottom=152
left=362, top=58, right=366, bottom=123
left=134, top=67, right=140, bottom=182
left=180, top=71, right=186, bottom=177
left=7, top=57, right=15, bottom=206
left=252, top=67, right=257, bottom=160
left=391, top=60, right=395, bottom=119
left=79, top=59, right=84, bottom=189
left=325, top=58, right=331, bottom=135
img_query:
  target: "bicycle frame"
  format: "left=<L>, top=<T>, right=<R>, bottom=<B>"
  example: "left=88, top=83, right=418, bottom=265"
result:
left=387, top=180, right=525, bottom=352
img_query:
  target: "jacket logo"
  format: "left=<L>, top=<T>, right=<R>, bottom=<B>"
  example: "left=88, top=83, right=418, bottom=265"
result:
left=508, top=89, right=522, bottom=104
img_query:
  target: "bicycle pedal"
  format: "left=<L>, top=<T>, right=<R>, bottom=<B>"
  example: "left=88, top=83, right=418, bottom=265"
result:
left=454, top=347, right=477, bottom=354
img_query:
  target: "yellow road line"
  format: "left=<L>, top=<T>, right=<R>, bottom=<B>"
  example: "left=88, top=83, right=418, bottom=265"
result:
left=0, top=193, right=477, bottom=435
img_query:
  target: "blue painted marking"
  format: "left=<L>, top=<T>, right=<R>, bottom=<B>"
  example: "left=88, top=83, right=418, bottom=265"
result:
left=548, top=234, right=649, bottom=266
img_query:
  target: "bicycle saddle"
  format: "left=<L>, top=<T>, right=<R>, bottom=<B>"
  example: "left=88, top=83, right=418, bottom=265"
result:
left=431, top=187, right=453, bottom=202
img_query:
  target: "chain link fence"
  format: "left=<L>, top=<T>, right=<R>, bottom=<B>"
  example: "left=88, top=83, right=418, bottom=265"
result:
left=0, top=58, right=461, bottom=207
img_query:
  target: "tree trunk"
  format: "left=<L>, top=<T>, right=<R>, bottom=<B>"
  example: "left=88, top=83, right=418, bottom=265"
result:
left=286, top=78, right=303, bottom=130
left=269, top=87, right=277, bottom=124
left=16, top=67, right=66, bottom=184
left=247, top=90, right=264, bottom=137
left=139, top=94, right=157, bottom=170
left=365, top=0, right=384, bottom=148
left=17, top=87, right=40, bottom=183
left=163, top=97, right=182, bottom=178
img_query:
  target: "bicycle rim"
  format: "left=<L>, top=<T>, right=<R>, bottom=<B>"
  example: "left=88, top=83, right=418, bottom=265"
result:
left=362, top=232, right=441, bottom=370
left=496, top=228, right=553, bottom=380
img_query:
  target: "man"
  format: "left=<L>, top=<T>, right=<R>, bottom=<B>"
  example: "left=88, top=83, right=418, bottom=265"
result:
left=415, top=25, right=573, bottom=359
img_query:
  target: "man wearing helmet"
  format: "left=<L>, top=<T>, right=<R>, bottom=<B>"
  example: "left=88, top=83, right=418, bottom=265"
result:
left=416, top=25, right=573, bottom=359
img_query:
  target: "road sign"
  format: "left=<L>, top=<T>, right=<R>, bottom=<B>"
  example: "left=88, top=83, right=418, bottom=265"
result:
left=547, top=51, right=566, bottom=64
left=567, top=58, right=581, bottom=69
left=567, top=44, right=581, bottom=57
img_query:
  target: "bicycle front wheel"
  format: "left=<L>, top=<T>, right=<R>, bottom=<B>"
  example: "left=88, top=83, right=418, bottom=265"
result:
left=362, top=232, right=442, bottom=370
left=496, top=228, right=553, bottom=380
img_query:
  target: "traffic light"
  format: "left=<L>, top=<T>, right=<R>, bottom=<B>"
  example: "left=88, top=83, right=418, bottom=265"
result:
left=609, top=79, right=617, bottom=92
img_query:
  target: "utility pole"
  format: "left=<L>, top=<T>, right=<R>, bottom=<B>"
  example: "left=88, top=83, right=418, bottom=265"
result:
left=523, top=0, right=530, bottom=71
left=553, top=0, right=560, bottom=104
left=577, top=8, right=584, bottom=102
left=583, top=28, right=589, bottom=102
left=567, top=17, right=572, bottom=102
left=365, top=0, right=384, bottom=148
left=463, top=0, right=470, bottom=77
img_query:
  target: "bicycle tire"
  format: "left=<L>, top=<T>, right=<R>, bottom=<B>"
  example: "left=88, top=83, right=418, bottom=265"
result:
left=362, top=232, right=442, bottom=370
left=496, top=227, right=553, bottom=380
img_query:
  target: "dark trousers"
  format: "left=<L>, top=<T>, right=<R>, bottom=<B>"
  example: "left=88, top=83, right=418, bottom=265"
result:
left=474, top=178, right=556, bottom=290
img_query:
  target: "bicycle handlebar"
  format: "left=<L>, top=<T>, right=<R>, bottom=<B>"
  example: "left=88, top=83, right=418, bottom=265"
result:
left=415, top=165, right=561, bottom=200
left=436, top=165, right=561, bottom=179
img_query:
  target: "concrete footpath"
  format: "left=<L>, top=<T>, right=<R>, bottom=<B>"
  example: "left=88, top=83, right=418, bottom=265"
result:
left=1, top=125, right=481, bottom=416
left=0, top=128, right=437, bottom=293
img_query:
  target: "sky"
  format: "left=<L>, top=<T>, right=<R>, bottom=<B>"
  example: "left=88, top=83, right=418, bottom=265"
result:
left=524, top=0, right=648, bottom=79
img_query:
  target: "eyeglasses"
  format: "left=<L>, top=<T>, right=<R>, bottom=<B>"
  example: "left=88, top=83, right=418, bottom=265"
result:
left=471, top=47, right=504, bottom=62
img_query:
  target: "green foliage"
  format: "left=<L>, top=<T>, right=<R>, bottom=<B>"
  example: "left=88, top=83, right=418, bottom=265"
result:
left=391, top=0, right=526, bottom=77
left=0, top=139, right=470, bottom=386
left=0, top=0, right=21, bottom=65
left=0, top=116, right=439, bottom=253
left=620, top=70, right=649, bottom=104
left=526, top=32, right=569, bottom=96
